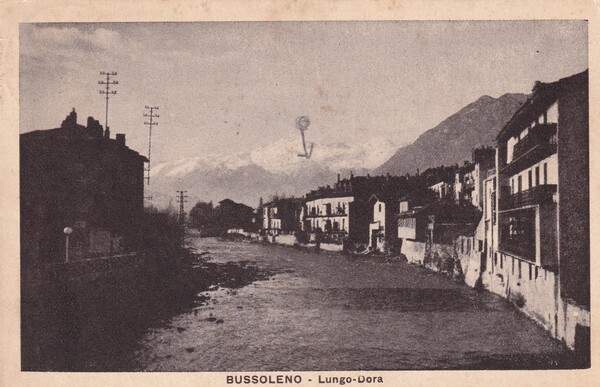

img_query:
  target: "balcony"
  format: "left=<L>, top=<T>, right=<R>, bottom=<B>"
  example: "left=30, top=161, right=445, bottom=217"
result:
left=499, top=184, right=556, bottom=211
left=498, top=207, right=536, bottom=262
left=304, top=210, right=348, bottom=218
left=499, top=237, right=536, bottom=263
left=501, top=123, right=557, bottom=175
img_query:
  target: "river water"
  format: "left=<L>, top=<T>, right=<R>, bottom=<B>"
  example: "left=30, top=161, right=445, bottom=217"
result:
left=116, top=237, right=574, bottom=371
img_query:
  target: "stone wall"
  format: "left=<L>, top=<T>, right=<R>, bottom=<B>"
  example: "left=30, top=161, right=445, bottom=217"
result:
left=455, top=236, right=485, bottom=288
left=273, top=234, right=297, bottom=246
left=400, top=240, right=426, bottom=265
left=320, top=243, right=344, bottom=252
left=483, top=251, right=558, bottom=334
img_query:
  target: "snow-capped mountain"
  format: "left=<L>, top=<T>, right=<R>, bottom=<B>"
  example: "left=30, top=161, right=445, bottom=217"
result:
left=147, top=136, right=401, bottom=209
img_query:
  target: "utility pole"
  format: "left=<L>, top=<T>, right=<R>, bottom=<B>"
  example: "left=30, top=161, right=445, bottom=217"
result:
left=98, top=71, right=118, bottom=131
left=144, top=195, right=153, bottom=205
left=176, top=190, right=188, bottom=247
left=176, top=190, right=188, bottom=225
left=144, top=105, right=159, bottom=185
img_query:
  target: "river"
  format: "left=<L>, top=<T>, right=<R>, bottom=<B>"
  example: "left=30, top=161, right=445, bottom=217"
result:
left=121, top=237, right=572, bottom=371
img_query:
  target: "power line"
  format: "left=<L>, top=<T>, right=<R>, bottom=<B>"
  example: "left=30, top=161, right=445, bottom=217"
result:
left=98, top=71, right=118, bottom=131
left=144, top=105, right=159, bottom=185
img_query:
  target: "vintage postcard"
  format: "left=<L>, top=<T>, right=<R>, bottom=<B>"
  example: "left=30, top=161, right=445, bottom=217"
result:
left=1, top=0, right=598, bottom=386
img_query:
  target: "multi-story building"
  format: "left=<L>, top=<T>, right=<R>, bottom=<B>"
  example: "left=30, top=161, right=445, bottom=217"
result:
left=20, top=109, right=148, bottom=265
left=428, top=180, right=453, bottom=199
left=304, top=173, right=408, bottom=245
left=367, top=193, right=402, bottom=253
left=454, top=147, right=496, bottom=209
left=490, top=69, right=589, bottom=355
left=216, top=199, right=255, bottom=232
left=262, top=198, right=303, bottom=236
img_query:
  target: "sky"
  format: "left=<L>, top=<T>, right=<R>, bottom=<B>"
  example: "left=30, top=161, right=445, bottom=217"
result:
left=20, top=21, right=587, bottom=166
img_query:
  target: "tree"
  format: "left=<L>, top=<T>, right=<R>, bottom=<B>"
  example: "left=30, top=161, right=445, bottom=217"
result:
left=189, top=201, right=215, bottom=229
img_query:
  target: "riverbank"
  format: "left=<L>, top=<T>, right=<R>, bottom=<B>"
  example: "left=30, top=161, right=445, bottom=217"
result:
left=21, top=238, right=275, bottom=371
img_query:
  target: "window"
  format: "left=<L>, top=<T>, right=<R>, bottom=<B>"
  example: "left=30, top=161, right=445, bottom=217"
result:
left=379, top=204, right=382, bottom=212
left=543, top=163, right=548, bottom=184
left=517, top=175, right=522, bottom=193
left=528, top=263, right=532, bottom=280
left=518, top=261, right=522, bottom=279
left=535, top=166, right=540, bottom=186
left=528, top=170, right=532, bottom=190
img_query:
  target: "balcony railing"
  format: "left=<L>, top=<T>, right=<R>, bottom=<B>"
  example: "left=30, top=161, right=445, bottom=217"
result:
left=502, top=124, right=557, bottom=174
left=499, top=184, right=556, bottom=211
left=304, top=211, right=348, bottom=218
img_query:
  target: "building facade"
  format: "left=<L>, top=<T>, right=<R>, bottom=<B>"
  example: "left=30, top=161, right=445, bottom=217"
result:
left=489, top=70, right=589, bottom=355
left=454, top=147, right=496, bottom=209
left=304, top=174, right=409, bottom=246
left=262, top=198, right=303, bottom=236
left=20, top=109, right=148, bottom=265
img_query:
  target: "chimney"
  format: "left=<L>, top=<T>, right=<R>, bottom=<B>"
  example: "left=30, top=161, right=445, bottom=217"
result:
left=116, top=133, right=126, bottom=146
left=337, top=173, right=341, bottom=183
left=104, top=126, right=111, bottom=139
left=61, top=108, right=77, bottom=128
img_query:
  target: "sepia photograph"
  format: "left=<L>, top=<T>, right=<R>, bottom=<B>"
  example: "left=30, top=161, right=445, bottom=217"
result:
left=8, top=6, right=593, bottom=383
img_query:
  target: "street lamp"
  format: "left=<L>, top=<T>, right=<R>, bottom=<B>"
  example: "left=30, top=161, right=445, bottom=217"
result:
left=63, top=227, right=73, bottom=262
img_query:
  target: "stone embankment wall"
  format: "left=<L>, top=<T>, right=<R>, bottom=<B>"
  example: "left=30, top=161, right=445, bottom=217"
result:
left=400, top=237, right=484, bottom=287
left=401, top=235, right=589, bottom=358
left=482, top=250, right=589, bottom=356
left=264, top=233, right=344, bottom=251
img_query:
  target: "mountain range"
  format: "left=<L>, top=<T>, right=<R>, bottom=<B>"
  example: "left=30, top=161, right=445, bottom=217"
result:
left=148, top=93, right=528, bottom=209
left=375, top=93, right=528, bottom=175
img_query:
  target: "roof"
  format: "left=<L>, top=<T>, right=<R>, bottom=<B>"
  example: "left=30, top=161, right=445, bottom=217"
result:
left=21, top=109, right=148, bottom=162
left=398, top=199, right=480, bottom=224
left=264, top=197, right=304, bottom=208
left=219, top=198, right=254, bottom=210
left=496, top=69, right=588, bottom=142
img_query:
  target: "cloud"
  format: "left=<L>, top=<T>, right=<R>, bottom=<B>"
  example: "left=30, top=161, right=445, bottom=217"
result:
left=22, top=26, right=124, bottom=58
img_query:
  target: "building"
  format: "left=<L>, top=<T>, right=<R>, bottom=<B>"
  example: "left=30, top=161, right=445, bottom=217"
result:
left=398, top=198, right=479, bottom=246
left=454, top=147, right=496, bottom=209
left=216, top=199, right=255, bottom=232
left=367, top=193, right=404, bottom=253
left=367, top=195, right=386, bottom=252
left=491, top=69, right=589, bottom=356
left=20, top=109, right=148, bottom=265
left=262, top=198, right=303, bottom=236
left=304, top=173, right=409, bottom=246
left=429, top=180, right=453, bottom=199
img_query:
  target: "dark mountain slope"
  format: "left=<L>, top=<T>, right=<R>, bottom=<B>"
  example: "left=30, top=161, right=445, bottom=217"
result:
left=375, top=93, right=528, bottom=176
